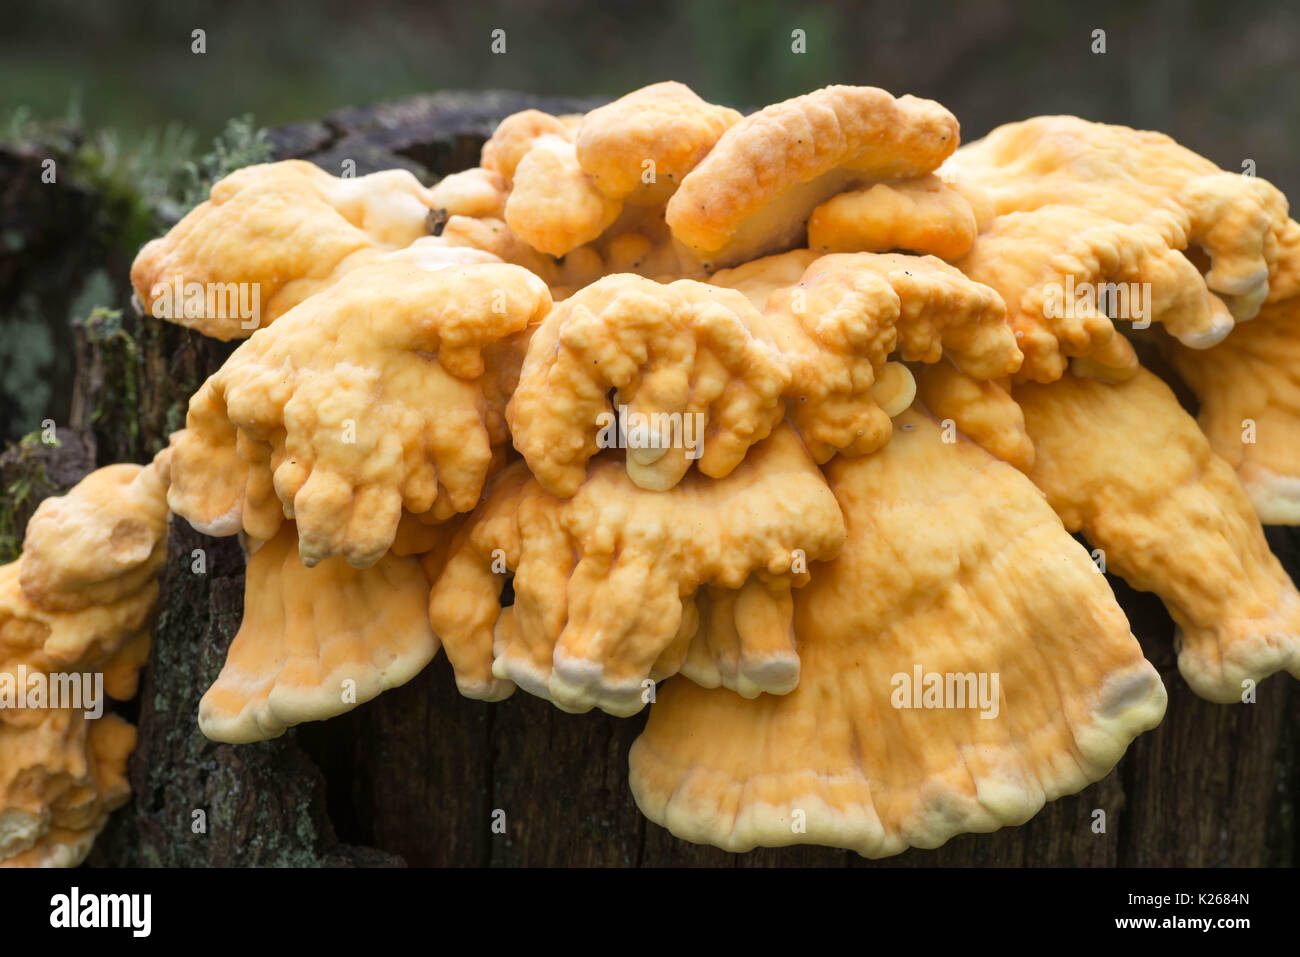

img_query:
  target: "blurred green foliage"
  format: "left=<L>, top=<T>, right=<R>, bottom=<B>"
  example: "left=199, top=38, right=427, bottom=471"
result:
left=2, top=0, right=1296, bottom=195
left=3, top=105, right=272, bottom=257
left=175, top=115, right=273, bottom=210
left=0, top=112, right=272, bottom=442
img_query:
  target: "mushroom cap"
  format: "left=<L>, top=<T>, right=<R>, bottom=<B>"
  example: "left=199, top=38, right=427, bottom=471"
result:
left=955, top=205, right=1236, bottom=382
left=629, top=409, right=1165, bottom=857
left=575, top=81, right=742, bottom=206
left=757, top=252, right=1019, bottom=462
left=507, top=273, right=791, bottom=496
left=676, top=577, right=804, bottom=699
left=481, top=109, right=573, bottom=184
left=708, top=249, right=822, bottom=310
left=1014, top=367, right=1300, bottom=701
left=375, top=236, right=502, bottom=272
left=428, top=167, right=509, bottom=220
left=0, top=709, right=134, bottom=867
left=808, top=174, right=981, bottom=261
left=434, top=215, right=609, bottom=292
left=666, top=85, right=960, bottom=267
left=1270, top=218, right=1300, bottom=302
left=19, top=455, right=170, bottom=612
left=435, top=188, right=697, bottom=296
left=427, top=425, right=845, bottom=716
left=481, top=85, right=741, bottom=261
left=131, top=160, right=441, bottom=339
left=167, top=260, right=552, bottom=567
left=505, top=135, right=623, bottom=257
left=913, top=361, right=1034, bottom=471
left=198, top=522, right=438, bottom=743
left=945, top=116, right=1297, bottom=363
left=480, top=108, right=626, bottom=258
left=1164, top=295, right=1300, bottom=524
left=0, top=560, right=156, bottom=681
left=948, top=116, right=1293, bottom=298
left=0, top=458, right=164, bottom=867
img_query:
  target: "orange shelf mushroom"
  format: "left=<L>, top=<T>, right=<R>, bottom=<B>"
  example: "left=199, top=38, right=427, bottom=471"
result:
left=131, top=160, right=462, bottom=339
left=954, top=205, right=1228, bottom=381
left=1013, top=369, right=1300, bottom=701
left=198, top=522, right=440, bottom=743
left=944, top=116, right=1294, bottom=320
left=166, top=260, right=551, bottom=567
left=751, top=251, right=1019, bottom=462
left=630, top=411, right=1166, bottom=856
left=2, top=453, right=168, bottom=690
left=1164, top=295, right=1300, bottom=523
left=431, top=83, right=743, bottom=289
left=807, top=173, right=988, bottom=261
left=666, top=86, right=960, bottom=268
left=575, top=82, right=741, bottom=208
left=428, top=426, right=845, bottom=715
left=485, top=83, right=743, bottom=261
left=940, top=117, right=1297, bottom=384
left=0, top=454, right=168, bottom=866
left=19, top=457, right=170, bottom=611
left=0, top=709, right=135, bottom=867
left=507, top=274, right=791, bottom=495
left=98, top=80, right=1300, bottom=862
left=0, top=561, right=154, bottom=690
left=510, top=249, right=1019, bottom=497
left=506, top=132, right=623, bottom=257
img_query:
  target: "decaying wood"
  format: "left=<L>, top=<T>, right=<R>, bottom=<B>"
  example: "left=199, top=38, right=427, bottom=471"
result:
left=6, top=91, right=1296, bottom=867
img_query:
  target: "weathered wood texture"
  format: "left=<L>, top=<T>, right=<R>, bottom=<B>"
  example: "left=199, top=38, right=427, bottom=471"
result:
left=293, top=585, right=1297, bottom=867
left=6, top=91, right=1295, bottom=867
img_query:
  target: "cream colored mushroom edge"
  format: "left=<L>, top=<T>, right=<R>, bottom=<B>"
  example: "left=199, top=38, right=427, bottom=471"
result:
left=4, top=81, right=1298, bottom=865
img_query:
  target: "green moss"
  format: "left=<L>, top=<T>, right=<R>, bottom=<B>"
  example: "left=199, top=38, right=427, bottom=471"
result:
left=0, top=430, right=58, bottom=563
left=2, top=105, right=275, bottom=258
left=70, top=124, right=196, bottom=255
left=81, top=306, right=140, bottom=455
left=175, top=114, right=275, bottom=212
left=1, top=106, right=279, bottom=446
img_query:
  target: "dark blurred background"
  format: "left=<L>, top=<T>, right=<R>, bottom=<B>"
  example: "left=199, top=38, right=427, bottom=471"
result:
left=4, top=0, right=1297, bottom=190
left=1, top=0, right=1298, bottom=448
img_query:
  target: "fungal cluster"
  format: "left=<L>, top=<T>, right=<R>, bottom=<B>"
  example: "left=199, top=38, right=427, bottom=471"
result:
left=0, top=453, right=169, bottom=865
left=6, top=82, right=1299, bottom=864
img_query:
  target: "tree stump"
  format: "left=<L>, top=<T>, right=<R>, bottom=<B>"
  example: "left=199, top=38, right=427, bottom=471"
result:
left=3, top=90, right=1293, bottom=867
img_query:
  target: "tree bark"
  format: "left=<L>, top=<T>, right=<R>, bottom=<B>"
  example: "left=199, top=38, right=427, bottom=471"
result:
left=4, top=91, right=1294, bottom=867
